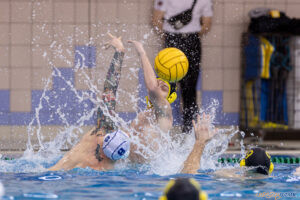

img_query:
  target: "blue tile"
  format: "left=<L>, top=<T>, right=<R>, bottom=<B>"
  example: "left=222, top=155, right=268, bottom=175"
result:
left=30, top=68, right=100, bottom=125
left=118, top=112, right=137, bottom=122
left=35, top=111, right=63, bottom=125
left=11, top=112, right=33, bottom=126
left=138, top=69, right=148, bottom=110
left=84, top=114, right=98, bottom=126
left=52, top=68, right=74, bottom=90
left=31, top=90, right=61, bottom=113
left=201, top=90, right=223, bottom=113
left=2, top=65, right=240, bottom=126
left=0, top=112, right=10, bottom=125
left=171, top=92, right=182, bottom=125
left=75, top=91, right=95, bottom=113
left=201, top=90, right=239, bottom=125
left=0, top=90, right=10, bottom=112
left=222, top=113, right=239, bottom=126
left=75, top=46, right=96, bottom=68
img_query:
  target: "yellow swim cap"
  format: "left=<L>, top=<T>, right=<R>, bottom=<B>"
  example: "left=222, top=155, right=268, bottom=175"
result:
left=145, top=78, right=177, bottom=108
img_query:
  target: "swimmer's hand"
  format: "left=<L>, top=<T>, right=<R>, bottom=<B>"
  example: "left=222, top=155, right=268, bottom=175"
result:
left=104, top=33, right=124, bottom=52
left=128, top=40, right=146, bottom=56
left=182, top=113, right=216, bottom=174
left=192, top=113, right=216, bottom=145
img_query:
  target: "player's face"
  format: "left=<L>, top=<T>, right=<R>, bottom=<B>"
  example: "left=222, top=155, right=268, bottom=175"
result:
left=157, top=79, right=169, bottom=98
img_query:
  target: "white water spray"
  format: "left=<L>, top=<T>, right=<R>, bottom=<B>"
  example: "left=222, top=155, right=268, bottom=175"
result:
left=2, top=1, right=245, bottom=175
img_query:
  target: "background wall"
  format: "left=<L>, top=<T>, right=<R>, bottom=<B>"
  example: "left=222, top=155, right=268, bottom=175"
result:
left=1, top=0, right=300, bottom=151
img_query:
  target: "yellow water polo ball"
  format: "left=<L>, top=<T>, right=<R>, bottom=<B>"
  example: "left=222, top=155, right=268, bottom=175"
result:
left=154, top=48, right=189, bottom=82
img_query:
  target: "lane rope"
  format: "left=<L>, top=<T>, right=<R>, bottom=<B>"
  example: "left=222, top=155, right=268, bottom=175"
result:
left=218, top=157, right=300, bottom=164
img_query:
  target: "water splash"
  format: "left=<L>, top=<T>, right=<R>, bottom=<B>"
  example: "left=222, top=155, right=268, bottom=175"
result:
left=0, top=181, right=4, bottom=198
left=201, top=127, right=240, bottom=170
left=3, top=2, right=243, bottom=175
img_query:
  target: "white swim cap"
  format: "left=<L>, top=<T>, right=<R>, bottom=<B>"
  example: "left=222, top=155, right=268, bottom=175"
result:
left=102, top=129, right=130, bottom=161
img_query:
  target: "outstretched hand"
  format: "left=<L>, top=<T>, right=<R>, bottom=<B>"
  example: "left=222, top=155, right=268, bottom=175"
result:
left=192, top=113, right=216, bottom=144
left=104, top=33, right=124, bottom=52
left=128, top=40, right=146, bottom=56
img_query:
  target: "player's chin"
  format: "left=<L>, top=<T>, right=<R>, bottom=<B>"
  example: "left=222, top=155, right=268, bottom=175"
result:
left=162, top=91, right=169, bottom=99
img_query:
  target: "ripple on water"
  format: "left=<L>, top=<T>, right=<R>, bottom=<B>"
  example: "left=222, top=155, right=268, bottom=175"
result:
left=38, top=175, right=62, bottom=181
left=23, top=193, right=58, bottom=199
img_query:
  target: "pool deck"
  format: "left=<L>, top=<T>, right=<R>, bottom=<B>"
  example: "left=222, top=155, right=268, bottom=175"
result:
left=227, top=140, right=300, bottom=155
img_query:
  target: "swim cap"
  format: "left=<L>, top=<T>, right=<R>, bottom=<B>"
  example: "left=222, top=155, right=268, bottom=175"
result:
left=240, top=147, right=274, bottom=175
left=159, top=178, right=207, bottom=200
left=102, top=129, right=130, bottom=161
left=145, top=78, right=177, bottom=108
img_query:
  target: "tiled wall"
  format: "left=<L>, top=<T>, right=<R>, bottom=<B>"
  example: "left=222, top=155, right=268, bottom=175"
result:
left=1, top=0, right=300, bottom=150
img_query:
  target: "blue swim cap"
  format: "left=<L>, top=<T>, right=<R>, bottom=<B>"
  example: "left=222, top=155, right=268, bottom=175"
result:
left=102, top=130, right=130, bottom=161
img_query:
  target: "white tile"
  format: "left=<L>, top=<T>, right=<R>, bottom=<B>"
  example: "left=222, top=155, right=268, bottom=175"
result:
left=202, top=47, right=223, bottom=69
left=202, top=68, right=223, bottom=90
left=224, top=3, right=244, bottom=25
left=10, top=90, right=31, bottom=112
left=223, top=25, right=244, bottom=47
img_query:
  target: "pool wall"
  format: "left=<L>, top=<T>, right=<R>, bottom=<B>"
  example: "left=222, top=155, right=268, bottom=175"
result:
left=1, top=0, right=300, bottom=150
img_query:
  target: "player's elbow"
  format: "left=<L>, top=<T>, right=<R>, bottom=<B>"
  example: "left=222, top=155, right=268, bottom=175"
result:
left=146, top=80, right=159, bottom=93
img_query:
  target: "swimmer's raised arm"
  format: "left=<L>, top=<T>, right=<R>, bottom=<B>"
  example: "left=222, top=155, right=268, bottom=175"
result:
left=128, top=41, right=158, bottom=94
left=94, top=33, right=125, bottom=134
left=181, top=114, right=214, bottom=174
left=103, top=33, right=125, bottom=95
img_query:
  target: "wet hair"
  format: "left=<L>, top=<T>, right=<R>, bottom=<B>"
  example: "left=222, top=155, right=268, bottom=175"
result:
left=169, top=82, right=177, bottom=97
left=166, top=178, right=199, bottom=200
left=245, top=147, right=271, bottom=175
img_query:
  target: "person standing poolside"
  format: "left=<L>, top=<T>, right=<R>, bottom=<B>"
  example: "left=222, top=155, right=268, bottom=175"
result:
left=152, top=0, right=213, bottom=133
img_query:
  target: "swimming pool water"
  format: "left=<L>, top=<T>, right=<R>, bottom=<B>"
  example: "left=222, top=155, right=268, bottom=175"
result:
left=0, top=158, right=299, bottom=200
